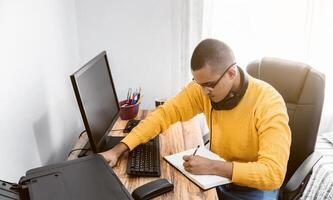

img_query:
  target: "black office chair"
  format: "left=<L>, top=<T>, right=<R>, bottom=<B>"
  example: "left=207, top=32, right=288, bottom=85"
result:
left=246, top=57, right=325, bottom=199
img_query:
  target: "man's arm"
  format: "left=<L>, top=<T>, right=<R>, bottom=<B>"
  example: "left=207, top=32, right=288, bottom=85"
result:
left=212, top=160, right=233, bottom=179
left=121, top=82, right=204, bottom=151
left=231, top=92, right=291, bottom=190
left=101, top=82, right=204, bottom=164
left=183, top=90, right=291, bottom=190
left=183, top=155, right=233, bottom=179
left=99, top=142, right=129, bottom=166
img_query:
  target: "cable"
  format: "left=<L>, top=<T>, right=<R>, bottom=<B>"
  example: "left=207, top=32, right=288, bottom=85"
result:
left=207, top=107, right=214, bottom=149
left=67, top=148, right=90, bottom=157
left=79, top=130, right=86, bottom=138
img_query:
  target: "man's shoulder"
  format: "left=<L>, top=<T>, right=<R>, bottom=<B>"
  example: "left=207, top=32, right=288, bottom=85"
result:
left=249, top=76, right=281, bottom=96
left=248, top=76, right=285, bottom=105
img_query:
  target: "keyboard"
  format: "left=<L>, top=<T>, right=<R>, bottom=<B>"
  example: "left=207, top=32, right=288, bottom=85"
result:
left=124, top=119, right=141, bottom=133
left=126, top=136, right=161, bottom=177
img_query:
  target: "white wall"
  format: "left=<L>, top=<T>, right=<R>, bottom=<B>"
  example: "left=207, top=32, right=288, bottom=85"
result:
left=0, top=0, right=194, bottom=183
left=0, top=0, right=81, bottom=182
left=206, top=0, right=333, bottom=133
left=75, top=0, right=185, bottom=109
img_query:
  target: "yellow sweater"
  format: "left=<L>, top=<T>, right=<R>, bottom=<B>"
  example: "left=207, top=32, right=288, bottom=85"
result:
left=122, top=76, right=291, bottom=190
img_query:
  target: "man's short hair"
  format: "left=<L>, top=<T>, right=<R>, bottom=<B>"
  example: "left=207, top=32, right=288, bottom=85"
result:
left=191, top=39, right=235, bottom=72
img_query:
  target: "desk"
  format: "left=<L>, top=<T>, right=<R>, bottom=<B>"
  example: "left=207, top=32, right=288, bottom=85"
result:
left=69, top=110, right=218, bottom=200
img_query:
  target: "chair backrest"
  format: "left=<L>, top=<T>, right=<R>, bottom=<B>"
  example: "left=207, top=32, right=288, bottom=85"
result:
left=246, top=57, right=325, bottom=185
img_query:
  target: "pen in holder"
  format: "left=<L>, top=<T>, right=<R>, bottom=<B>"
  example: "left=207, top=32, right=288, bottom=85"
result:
left=119, top=100, right=140, bottom=120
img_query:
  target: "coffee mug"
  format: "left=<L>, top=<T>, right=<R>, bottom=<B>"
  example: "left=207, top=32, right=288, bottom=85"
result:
left=155, top=98, right=167, bottom=108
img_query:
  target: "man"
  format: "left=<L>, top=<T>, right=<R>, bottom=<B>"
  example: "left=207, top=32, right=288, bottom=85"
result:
left=101, top=39, right=291, bottom=200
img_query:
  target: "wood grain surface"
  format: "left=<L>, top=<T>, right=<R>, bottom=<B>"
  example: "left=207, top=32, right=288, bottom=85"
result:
left=68, top=110, right=218, bottom=200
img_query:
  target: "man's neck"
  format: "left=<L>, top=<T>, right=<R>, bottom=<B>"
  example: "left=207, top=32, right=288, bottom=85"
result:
left=231, top=67, right=241, bottom=92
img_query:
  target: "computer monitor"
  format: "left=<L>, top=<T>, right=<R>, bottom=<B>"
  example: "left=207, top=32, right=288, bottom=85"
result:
left=70, top=51, right=123, bottom=154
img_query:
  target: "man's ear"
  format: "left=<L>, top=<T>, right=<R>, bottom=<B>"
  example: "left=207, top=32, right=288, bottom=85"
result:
left=226, top=66, right=237, bottom=80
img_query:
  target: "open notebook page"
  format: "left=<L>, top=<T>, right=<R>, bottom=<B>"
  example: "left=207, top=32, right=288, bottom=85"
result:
left=164, top=146, right=231, bottom=190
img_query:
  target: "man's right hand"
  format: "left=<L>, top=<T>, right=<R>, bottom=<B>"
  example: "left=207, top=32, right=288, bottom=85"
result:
left=99, top=142, right=129, bottom=167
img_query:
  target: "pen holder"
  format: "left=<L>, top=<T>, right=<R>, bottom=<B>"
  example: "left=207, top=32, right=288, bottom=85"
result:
left=119, top=100, right=140, bottom=120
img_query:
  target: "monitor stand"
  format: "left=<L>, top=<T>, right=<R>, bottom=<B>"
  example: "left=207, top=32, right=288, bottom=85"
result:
left=78, top=136, right=125, bottom=157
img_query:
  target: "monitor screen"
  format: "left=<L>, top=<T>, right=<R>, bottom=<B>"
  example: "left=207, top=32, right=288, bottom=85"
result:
left=70, top=51, right=120, bottom=153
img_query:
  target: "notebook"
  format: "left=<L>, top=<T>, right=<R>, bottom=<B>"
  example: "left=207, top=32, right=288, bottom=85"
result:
left=164, top=146, right=231, bottom=190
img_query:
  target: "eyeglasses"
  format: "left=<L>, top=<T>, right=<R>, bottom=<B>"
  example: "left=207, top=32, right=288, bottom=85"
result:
left=193, top=62, right=237, bottom=90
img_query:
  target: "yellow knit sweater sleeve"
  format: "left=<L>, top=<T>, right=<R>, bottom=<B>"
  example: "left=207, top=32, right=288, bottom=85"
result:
left=231, top=88, right=291, bottom=190
left=121, top=82, right=203, bottom=150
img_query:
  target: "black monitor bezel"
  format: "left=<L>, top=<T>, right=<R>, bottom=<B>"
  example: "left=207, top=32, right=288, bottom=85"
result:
left=70, top=51, right=120, bottom=153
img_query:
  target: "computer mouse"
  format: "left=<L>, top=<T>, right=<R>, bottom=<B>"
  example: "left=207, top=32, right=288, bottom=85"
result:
left=124, top=120, right=140, bottom=133
left=131, top=178, right=174, bottom=200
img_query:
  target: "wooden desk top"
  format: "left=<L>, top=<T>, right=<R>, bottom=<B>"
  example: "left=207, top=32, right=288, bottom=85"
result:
left=69, top=110, right=218, bottom=200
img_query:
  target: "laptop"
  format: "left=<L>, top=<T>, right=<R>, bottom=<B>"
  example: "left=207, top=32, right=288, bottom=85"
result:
left=0, top=155, right=133, bottom=200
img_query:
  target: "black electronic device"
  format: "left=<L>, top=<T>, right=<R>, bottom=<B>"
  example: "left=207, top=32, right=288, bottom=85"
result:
left=211, top=66, right=249, bottom=110
left=0, top=179, right=21, bottom=200
left=0, top=155, right=172, bottom=200
left=131, top=178, right=174, bottom=200
left=127, top=136, right=161, bottom=177
left=124, top=119, right=141, bottom=133
left=0, top=155, right=133, bottom=200
left=70, top=51, right=162, bottom=177
left=70, top=51, right=123, bottom=155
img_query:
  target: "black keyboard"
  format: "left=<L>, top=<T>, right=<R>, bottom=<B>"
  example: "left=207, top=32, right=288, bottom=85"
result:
left=126, top=136, right=161, bottom=177
left=124, top=119, right=141, bottom=133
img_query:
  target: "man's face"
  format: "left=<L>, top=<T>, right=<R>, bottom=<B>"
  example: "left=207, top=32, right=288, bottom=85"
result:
left=192, top=64, right=234, bottom=102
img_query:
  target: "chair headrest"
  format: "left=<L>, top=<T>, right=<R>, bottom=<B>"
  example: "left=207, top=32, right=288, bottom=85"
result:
left=247, top=57, right=324, bottom=104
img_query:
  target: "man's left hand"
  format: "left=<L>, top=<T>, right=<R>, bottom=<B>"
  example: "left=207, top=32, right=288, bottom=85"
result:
left=183, top=155, right=216, bottom=175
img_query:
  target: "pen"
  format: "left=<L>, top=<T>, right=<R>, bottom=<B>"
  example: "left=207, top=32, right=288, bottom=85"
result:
left=131, top=92, right=136, bottom=105
left=126, top=88, right=132, bottom=104
left=192, top=145, right=200, bottom=156
left=137, top=87, right=141, bottom=102
left=132, top=92, right=136, bottom=105
left=136, top=94, right=143, bottom=104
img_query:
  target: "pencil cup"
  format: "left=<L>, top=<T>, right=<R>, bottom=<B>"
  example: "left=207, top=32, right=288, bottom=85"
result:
left=119, top=100, right=140, bottom=120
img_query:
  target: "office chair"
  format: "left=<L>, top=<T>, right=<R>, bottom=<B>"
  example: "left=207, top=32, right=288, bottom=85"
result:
left=246, top=57, right=325, bottom=199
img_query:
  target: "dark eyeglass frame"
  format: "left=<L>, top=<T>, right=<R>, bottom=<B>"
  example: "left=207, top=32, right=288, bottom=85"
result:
left=192, top=62, right=237, bottom=90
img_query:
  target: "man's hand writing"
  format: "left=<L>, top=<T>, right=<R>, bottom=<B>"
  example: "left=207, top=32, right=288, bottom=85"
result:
left=182, top=155, right=233, bottom=179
